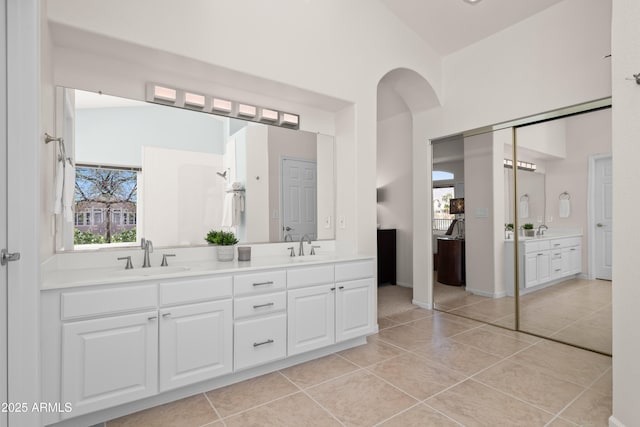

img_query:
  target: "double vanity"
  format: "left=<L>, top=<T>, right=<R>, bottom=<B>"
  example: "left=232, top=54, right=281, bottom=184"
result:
left=504, top=232, right=583, bottom=296
left=40, top=245, right=375, bottom=426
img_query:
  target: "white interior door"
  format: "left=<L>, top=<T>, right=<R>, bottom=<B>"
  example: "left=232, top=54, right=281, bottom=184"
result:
left=281, top=158, right=317, bottom=241
left=0, top=0, right=8, bottom=425
left=594, top=155, right=613, bottom=280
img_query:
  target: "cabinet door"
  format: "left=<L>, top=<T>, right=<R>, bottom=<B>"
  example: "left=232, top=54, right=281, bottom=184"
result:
left=287, top=284, right=335, bottom=356
left=159, top=299, right=232, bottom=392
left=568, top=245, right=582, bottom=275
left=62, top=311, right=158, bottom=418
left=524, top=253, right=539, bottom=288
left=336, top=278, right=374, bottom=342
left=537, top=252, right=551, bottom=284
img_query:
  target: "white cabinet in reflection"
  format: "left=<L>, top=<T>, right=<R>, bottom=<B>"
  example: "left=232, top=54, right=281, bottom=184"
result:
left=505, top=235, right=582, bottom=295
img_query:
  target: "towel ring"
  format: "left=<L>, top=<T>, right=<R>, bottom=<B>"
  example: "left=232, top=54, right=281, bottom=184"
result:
left=559, top=191, right=571, bottom=200
left=519, top=194, right=529, bottom=202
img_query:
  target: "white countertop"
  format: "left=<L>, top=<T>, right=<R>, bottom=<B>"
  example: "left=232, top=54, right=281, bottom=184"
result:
left=41, top=251, right=373, bottom=291
left=504, top=231, right=583, bottom=242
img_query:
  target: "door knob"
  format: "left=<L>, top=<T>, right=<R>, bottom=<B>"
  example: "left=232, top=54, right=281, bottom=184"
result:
left=285, top=226, right=294, bottom=231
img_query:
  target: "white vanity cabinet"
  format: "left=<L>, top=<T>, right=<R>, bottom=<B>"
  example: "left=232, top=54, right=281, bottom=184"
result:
left=58, top=285, right=159, bottom=418
left=505, top=235, right=582, bottom=295
left=233, top=270, right=287, bottom=370
left=158, top=276, right=233, bottom=391
left=287, top=260, right=374, bottom=356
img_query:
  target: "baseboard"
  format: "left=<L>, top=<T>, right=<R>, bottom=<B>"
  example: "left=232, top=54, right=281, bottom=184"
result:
left=466, top=288, right=506, bottom=299
left=396, top=281, right=412, bottom=288
left=412, top=299, right=433, bottom=310
left=609, top=415, right=626, bottom=427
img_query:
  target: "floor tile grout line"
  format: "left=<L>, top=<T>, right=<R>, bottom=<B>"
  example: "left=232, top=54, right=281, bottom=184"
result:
left=202, top=392, right=227, bottom=427
left=363, top=365, right=436, bottom=403
left=421, top=401, right=468, bottom=427
left=283, top=366, right=366, bottom=393
left=370, top=401, right=424, bottom=427
left=471, top=375, right=578, bottom=420
left=277, top=368, right=347, bottom=427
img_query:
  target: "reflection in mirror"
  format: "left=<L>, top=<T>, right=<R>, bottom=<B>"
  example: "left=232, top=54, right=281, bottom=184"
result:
left=431, top=132, right=516, bottom=330
left=55, top=88, right=335, bottom=251
left=515, top=108, right=612, bottom=355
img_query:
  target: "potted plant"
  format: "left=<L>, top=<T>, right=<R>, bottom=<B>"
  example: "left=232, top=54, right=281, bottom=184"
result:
left=205, top=230, right=239, bottom=261
left=523, top=223, right=535, bottom=237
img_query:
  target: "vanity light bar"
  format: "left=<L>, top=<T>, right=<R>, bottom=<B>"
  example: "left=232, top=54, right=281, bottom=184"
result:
left=152, top=85, right=177, bottom=103
left=146, top=83, right=300, bottom=129
left=504, top=159, right=537, bottom=171
left=260, top=108, right=279, bottom=121
left=238, top=104, right=257, bottom=118
left=184, top=92, right=206, bottom=108
left=212, top=98, right=233, bottom=113
left=280, top=113, right=300, bottom=127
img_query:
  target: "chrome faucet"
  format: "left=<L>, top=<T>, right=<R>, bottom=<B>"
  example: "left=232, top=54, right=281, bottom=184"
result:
left=536, top=224, right=548, bottom=236
left=141, top=238, right=153, bottom=268
left=299, top=234, right=312, bottom=256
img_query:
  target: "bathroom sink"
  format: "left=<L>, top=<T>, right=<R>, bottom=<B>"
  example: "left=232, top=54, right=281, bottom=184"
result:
left=116, top=266, right=191, bottom=277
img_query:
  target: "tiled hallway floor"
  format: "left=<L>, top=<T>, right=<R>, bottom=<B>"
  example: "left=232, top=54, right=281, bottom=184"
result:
left=108, top=296, right=612, bottom=426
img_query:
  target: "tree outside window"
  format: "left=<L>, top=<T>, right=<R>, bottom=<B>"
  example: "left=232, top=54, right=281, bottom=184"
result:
left=74, top=166, right=138, bottom=244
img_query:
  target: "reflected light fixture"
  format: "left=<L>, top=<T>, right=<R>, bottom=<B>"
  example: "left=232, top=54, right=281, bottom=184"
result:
left=260, top=108, right=279, bottom=122
left=463, top=0, right=482, bottom=4
left=504, top=159, right=537, bottom=172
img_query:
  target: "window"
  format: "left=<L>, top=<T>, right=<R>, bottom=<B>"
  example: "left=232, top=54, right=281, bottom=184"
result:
left=433, top=186, right=455, bottom=231
left=74, top=166, right=138, bottom=246
left=433, top=170, right=454, bottom=181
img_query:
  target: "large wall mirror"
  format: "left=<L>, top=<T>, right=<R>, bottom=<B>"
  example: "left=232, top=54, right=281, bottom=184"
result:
left=55, top=88, right=335, bottom=251
left=431, top=102, right=611, bottom=355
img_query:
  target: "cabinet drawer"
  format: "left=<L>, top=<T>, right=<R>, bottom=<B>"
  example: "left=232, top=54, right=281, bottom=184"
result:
left=234, top=292, right=286, bottom=319
left=287, top=264, right=334, bottom=289
left=61, top=285, right=157, bottom=320
left=160, top=275, right=232, bottom=306
left=523, top=240, right=550, bottom=253
left=335, top=260, right=374, bottom=282
left=234, top=270, right=286, bottom=296
left=234, top=313, right=287, bottom=370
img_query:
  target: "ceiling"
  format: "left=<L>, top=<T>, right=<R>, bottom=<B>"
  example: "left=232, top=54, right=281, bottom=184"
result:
left=379, top=0, right=566, bottom=55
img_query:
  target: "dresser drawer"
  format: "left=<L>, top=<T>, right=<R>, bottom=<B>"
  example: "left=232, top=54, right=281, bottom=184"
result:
left=335, top=260, right=374, bottom=282
left=61, top=285, right=157, bottom=320
left=234, top=292, right=286, bottom=319
left=234, top=270, right=286, bottom=296
left=160, top=275, right=232, bottom=306
left=523, top=240, right=551, bottom=253
left=287, top=264, right=334, bottom=289
left=234, top=313, right=287, bottom=370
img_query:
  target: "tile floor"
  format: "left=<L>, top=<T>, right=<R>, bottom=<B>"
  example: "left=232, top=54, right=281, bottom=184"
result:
left=434, top=278, right=612, bottom=354
left=107, top=286, right=612, bottom=427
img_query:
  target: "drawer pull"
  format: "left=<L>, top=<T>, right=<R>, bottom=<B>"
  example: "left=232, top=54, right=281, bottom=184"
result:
left=537, top=253, right=544, bottom=256
left=554, top=243, right=561, bottom=246
left=555, top=269, right=562, bottom=272
left=339, top=286, right=345, bottom=290
left=148, top=316, right=158, bottom=321
left=162, top=312, right=171, bottom=318
left=253, top=302, right=275, bottom=309
left=253, top=281, right=274, bottom=287
left=330, top=287, right=336, bottom=291
left=570, top=248, right=576, bottom=251
left=253, top=339, right=274, bottom=347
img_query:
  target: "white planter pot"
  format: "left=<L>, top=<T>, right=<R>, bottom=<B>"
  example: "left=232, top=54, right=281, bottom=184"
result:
left=217, top=245, right=235, bottom=262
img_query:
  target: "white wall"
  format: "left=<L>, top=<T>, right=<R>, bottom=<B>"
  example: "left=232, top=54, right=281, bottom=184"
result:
left=463, top=130, right=507, bottom=298
left=413, top=0, right=612, bottom=307
left=543, top=109, right=611, bottom=274
left=377, top=112, right=413, bottom=287
left=611, top=0, right=640, bottom=425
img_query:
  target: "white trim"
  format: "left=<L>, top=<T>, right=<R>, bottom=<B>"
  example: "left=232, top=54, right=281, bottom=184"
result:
left=412, top=299, right=433, bottom=310
left=588, top=153, right=612, bottom=280
left=466, top=288, right=507, bottom=299
left=6, top=1, right=42, bottom=425
left=609, top=415, right=626, bottom=427
left=396, top=281, right=412, bottom=288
